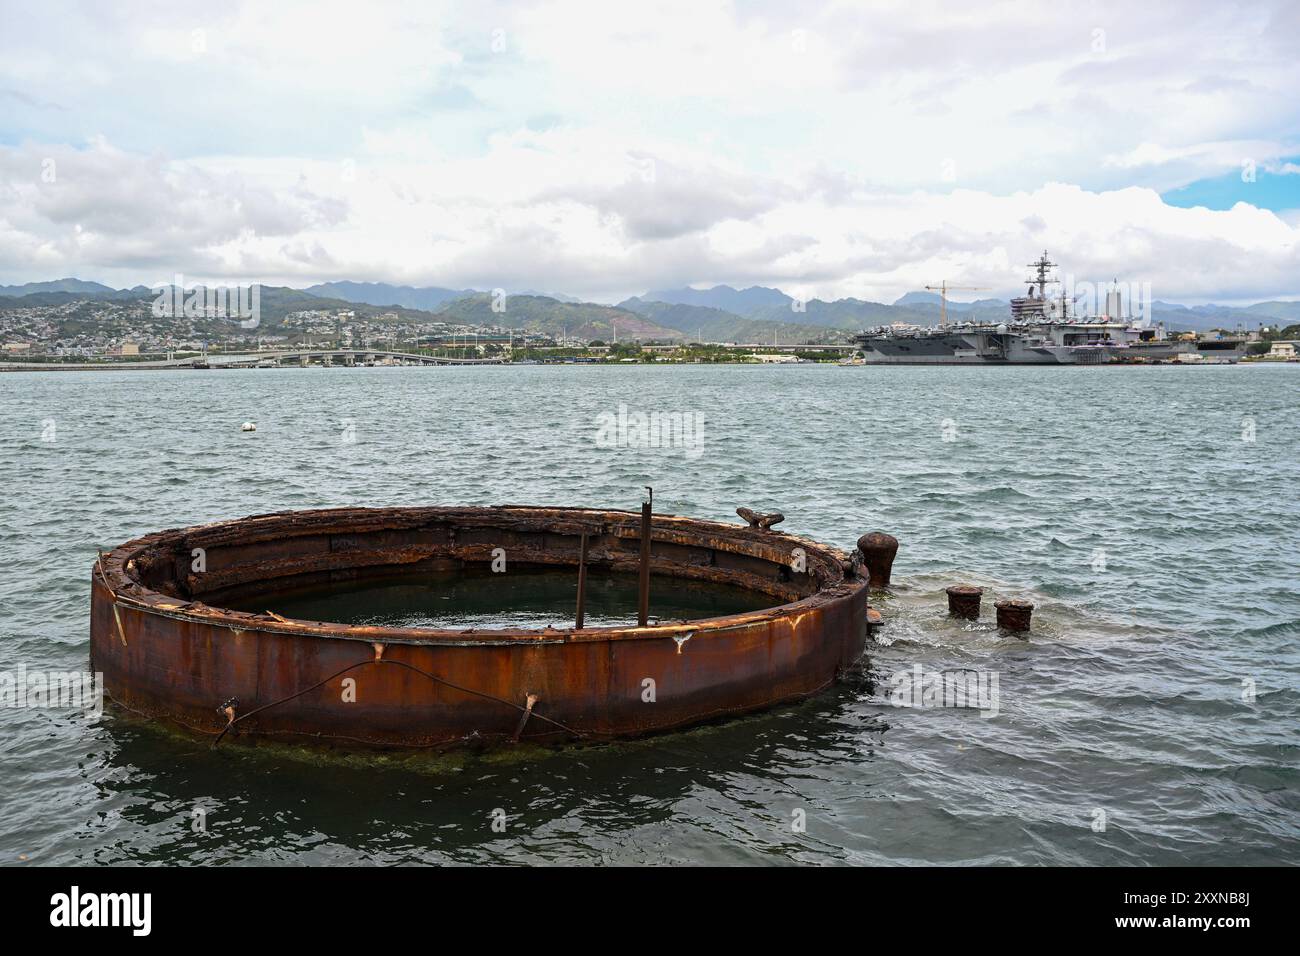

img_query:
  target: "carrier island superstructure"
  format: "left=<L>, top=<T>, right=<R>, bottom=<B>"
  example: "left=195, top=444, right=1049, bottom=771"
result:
left=853, top=253, right=1247, bottom=365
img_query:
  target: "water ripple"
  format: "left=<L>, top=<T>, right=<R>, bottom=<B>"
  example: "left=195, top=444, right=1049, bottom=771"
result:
left=0, top=364, right=1297, bottom=865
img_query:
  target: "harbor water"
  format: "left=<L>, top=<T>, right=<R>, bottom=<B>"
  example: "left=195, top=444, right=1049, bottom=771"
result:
left=0, top=363, right=1296, bottom=865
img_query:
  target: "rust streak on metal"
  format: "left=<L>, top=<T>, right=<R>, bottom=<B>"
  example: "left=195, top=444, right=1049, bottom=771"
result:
left=96, top=552, right=129, bottom=647
left=512, top=693, right=540, bottom=742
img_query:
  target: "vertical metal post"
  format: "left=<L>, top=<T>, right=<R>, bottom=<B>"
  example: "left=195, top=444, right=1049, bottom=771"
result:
left=575, top=532, right=589, bottom=629
left=637, top=488, right=652, bottom=626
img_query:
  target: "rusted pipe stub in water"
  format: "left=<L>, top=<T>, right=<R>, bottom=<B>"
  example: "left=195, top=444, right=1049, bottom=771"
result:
left=856, top=532, right=898, bottom=589
left=946, top=584, right=984, bottom=620
left=994, top=598, right=1034, bottom=633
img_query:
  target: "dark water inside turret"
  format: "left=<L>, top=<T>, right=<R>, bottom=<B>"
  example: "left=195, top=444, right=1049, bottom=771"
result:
left=226, top=568, right=774, bottom=630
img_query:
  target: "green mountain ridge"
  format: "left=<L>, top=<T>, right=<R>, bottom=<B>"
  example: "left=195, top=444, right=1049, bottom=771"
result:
left=304, top=281, right=474, bottom=311
left=5, top=278, right=1299, bottom=338
left=434, top=294, right=683, bottom=341
left=616, top=297, right=852, bottom=342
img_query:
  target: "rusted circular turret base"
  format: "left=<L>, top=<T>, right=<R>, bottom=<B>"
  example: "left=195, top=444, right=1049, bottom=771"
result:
left=90, top=506, right=871, bottom=750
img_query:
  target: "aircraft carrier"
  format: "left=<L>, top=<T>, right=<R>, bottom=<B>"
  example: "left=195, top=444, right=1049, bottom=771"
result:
left=853, top=253, right=1247, bottom=365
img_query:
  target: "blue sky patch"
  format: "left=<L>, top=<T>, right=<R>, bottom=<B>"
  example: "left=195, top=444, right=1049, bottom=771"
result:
left=1163, top=158, right=1300, bottom=212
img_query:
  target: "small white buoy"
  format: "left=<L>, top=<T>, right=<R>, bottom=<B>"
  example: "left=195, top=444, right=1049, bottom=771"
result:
left=240, top=422, right=257, bottom=432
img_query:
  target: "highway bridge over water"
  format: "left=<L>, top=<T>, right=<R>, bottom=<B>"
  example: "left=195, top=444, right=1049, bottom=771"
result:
left=0, top=349, right=507, bottom=371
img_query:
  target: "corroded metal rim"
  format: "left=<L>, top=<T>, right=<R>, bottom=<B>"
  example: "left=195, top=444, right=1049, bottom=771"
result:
left=94, top=505, right=860, bottom=645
left=89, top=506, right=871, bottom=748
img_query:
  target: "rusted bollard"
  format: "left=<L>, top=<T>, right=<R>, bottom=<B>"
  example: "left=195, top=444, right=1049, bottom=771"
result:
left=946, top=584, right=983, bottom=620
left=737, top=507, right=784, bottom=530
left=995, top=599, right=1034, bottom=633
left=857, top=532, right=898, bottom=588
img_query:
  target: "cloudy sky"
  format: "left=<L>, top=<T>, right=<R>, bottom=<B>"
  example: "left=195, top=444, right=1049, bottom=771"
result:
left=1, top=0, right=1298, bottom=303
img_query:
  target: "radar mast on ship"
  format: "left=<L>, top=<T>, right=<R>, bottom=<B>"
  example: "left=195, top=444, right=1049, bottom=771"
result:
left=1010, top=250, right=1060, bottom=324
left=1029, top=250, right=1057, bottom=300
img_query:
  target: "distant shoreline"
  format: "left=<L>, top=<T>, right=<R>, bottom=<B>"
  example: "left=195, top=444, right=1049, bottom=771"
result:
left=1, top=359, right=1288, bottom=372
left=0, top=361, right=804, bottom=372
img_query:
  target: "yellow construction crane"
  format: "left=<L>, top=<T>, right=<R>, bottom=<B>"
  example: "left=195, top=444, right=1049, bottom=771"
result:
left=924, top=281, right=989, bottom=328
